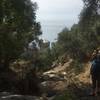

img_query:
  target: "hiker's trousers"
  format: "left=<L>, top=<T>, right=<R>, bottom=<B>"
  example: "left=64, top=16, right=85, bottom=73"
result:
left=91, top=75, right=100, bottom=90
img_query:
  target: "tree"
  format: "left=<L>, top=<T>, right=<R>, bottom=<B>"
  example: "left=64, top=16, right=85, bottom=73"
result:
left=79, top=0, right=100, bottom=29
left=0, top=0, right=42, bottom=69
left=57, top=26, right=84, bottom=59
left=52, top=23, right=100, bottom=62
left=78, top=0, right=100, bottom=53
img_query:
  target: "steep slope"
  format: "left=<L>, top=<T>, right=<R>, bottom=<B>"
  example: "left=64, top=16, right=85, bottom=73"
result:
left=41, top=60, right=100, bottom=100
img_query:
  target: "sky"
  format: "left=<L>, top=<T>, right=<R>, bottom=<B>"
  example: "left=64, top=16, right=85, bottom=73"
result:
left=32, top=0, right=84, bottom=42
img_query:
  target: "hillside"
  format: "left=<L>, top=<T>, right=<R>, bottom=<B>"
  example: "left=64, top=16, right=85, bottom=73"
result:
left=0, top=59, right=100, bottom=100
left=40, top=60, right=100, bottom=100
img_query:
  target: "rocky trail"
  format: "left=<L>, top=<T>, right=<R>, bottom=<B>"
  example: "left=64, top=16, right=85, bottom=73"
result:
left=0, top=60, right=100, bottom=100
left=40, top=60, right=100, bottom=100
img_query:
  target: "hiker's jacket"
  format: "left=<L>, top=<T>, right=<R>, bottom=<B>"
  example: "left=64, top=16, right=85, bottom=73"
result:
left=90, top=54, right=100, bottom=77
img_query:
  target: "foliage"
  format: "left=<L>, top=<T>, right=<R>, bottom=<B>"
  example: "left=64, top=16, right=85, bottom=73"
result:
left=0, top=0, right=42, bottom=95
left=70, top=60, right=84, bottom=74
left=37, top=47, right=53, bottom=71
left=0, top=0, right=42, bottom=68
left=51, top=19, right=100, bottom=61
left=79, top=0, right=100, bottom=30
left=49, top=0, right=100, bottom=74
left=53, top=90, right=77, bottom=100
left=51, top=42, right=62, bottom=60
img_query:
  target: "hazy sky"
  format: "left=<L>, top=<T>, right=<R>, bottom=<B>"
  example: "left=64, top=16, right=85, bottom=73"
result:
left=32, top=0, right=83, bottom=42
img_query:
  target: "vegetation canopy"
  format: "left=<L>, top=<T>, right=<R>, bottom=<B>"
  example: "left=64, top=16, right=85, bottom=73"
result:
left=0, top=0, right=42, bottom=69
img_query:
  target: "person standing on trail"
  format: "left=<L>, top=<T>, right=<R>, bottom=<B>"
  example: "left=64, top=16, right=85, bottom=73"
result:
left=90, top=48, right=100, bottom=96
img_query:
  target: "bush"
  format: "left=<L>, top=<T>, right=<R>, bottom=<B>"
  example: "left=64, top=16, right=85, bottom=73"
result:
left=53, top=91, right=77, bottom=100
left=70, top=60, right=84, bottom=75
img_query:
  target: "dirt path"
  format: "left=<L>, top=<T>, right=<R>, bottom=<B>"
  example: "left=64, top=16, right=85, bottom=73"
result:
left=41, top=61, right=100, bottom=100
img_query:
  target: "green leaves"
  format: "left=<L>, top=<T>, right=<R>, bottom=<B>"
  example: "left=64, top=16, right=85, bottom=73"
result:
left=0, top=0, right=41, bottom=67
left=52, top=22, right=100, bottom=62
left=79, top=0, right=100, bottom=29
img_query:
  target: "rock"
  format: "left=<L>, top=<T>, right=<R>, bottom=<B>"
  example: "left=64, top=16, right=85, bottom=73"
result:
left=0, top=93, right=41, bottom=100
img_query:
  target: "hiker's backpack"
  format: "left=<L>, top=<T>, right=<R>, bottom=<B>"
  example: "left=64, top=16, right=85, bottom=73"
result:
left=91, top=54, right=100, bottom=76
